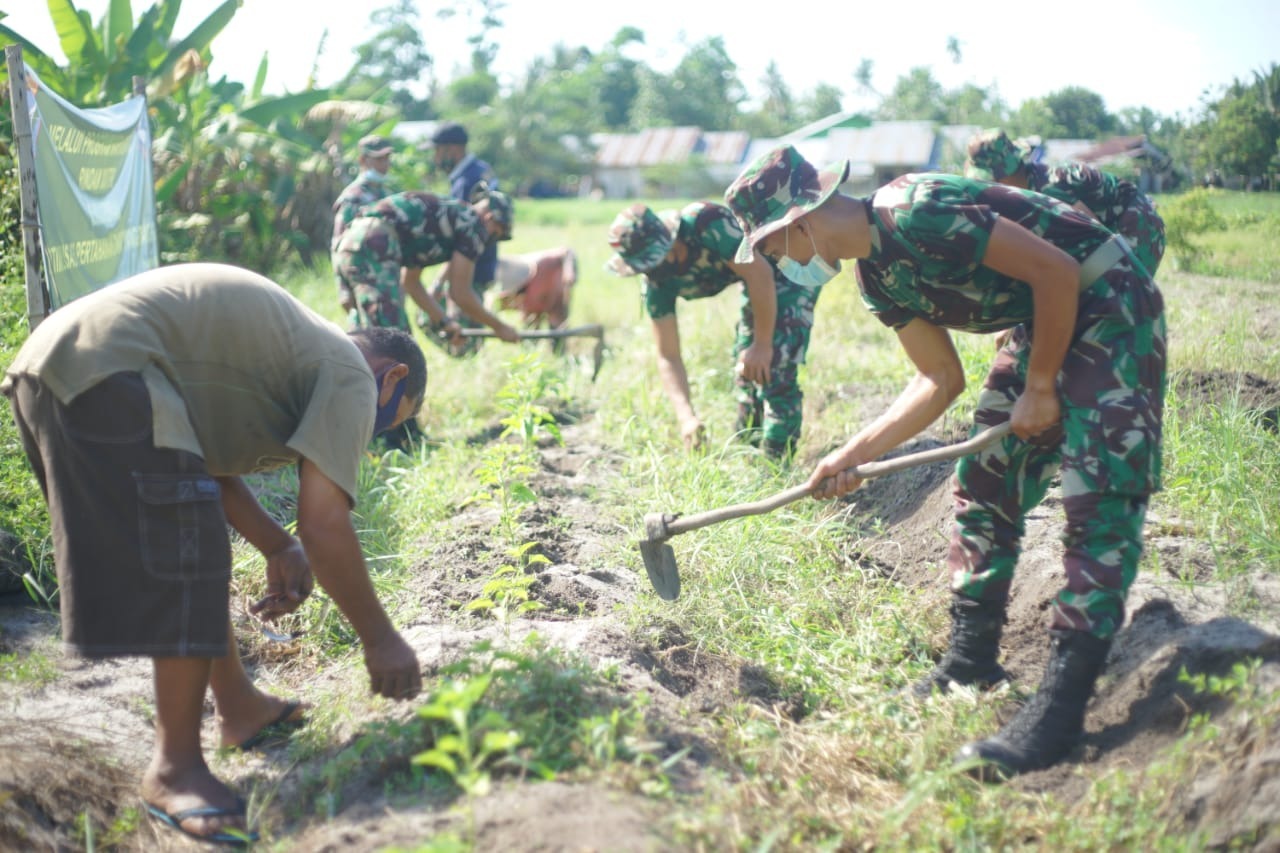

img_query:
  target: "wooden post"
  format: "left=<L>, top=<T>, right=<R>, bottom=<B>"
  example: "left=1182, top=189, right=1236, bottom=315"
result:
left=4, top=45, right=47, bottom=330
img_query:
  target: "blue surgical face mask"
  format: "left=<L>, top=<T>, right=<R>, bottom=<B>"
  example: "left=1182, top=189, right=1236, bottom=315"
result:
left=372, top=364, right=407, bottom=435
left=778, top=226, right=840, bottom=288
left=362, top=169, right=387, bottom=183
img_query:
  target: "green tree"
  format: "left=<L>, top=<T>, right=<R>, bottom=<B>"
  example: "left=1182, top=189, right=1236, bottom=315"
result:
left=944, top=83, right=1006, bottom=126
left=799, top=83, right=844, bottom=124
left=877, top=67, right=946, bottom=122
left=339, top=0, right=433, bottom=120
left=591, top=28, right=644, bottom=130
left=1200, top=93, right=1277, bottom=178
left=493, top=46, right=597, bottom=193
left=663, top=37, right=745, bottom=130
left=1041, top=86, right=1114, bottom=138
left=0, top=0, right=242, bottom=106
left=758, top=62, right=795, bottom=128
left=1007, top=97, right=1064, bottom=138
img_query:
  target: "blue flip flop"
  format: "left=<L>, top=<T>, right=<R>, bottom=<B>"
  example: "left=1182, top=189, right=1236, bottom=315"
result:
left=235, top=700, right=306, bottom=751
left=145, top=802, right=259, bottom=847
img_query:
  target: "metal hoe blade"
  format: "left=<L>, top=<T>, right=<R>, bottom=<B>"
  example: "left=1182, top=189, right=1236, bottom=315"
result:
left=638, top=539, right=681, bottom=601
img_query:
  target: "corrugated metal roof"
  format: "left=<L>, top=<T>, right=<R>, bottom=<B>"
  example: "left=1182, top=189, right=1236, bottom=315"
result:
left=824, top=121, right=938, bottom=169
left=594, top=127, right=703, bottom=167
left=697, top=130, right=751, bottom=164
left=593, top=127, right=753, bottom=167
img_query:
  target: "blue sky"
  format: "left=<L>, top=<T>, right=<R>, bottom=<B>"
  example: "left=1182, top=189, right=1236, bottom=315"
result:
left=4, top=0, right=1277, bottom=117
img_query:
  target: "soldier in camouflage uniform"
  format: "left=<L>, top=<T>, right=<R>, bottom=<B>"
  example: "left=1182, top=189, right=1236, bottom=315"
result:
left=334, top=189, right=519, bottom=343
left=335, top=189, right=519, bottom=451
left=331, top=135, right=396, bottom=318
left=726, top=144, right=1166, bottom=781
left=966, top=128, right=1166, bottom=277
left=606, top=202, right=824, bottom=458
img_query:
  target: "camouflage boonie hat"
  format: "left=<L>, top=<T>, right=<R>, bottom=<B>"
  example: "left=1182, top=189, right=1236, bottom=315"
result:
left=358, top=134, right=393, bottom=157
left=606, top=204, right=674, bottom=276
left=724, top=144, right=850, bottom=264
left=478, top=189, right=514, bottom=240
left=964, top=128, right=1032, bottom=181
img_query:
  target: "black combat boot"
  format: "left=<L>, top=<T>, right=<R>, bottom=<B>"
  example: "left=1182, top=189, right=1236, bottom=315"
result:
left=911, top=595, right=1009, bottom=698
left=762, top=437, right=795, bottom=461
left=955, top=629, right=1111, bottom=781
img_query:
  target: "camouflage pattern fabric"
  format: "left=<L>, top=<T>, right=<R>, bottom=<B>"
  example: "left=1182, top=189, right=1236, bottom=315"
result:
left=638, top=203, right=742, bottom=319
left=333, top=217, right=409, bottom=330
left=963, top=128, right=1034, bottom=182
left=856, top=175, right=1116, bottom=332
left=334, top=191, right=489, bottom=331
left=733, top=271, right=823, bottom=455
left=965, top=129, right=1167, bottom=277
left=606, top=204, right=676, bottom=276
left=630, top=201, right=822, bottom=455
left=856, top=173, right=1166, bottom=640
left=1024, top=162, right=1167, bottom=277
left=331, top=175, right=391, bottom=306
left=723, top=144, right=849, bottom=264
left=948, top=256, right=1166, bottom=639
left=331, top=175, right=391, bottom=254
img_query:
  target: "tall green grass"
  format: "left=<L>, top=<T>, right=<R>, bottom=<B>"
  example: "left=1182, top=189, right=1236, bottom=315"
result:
left=1154, top=188, right=1280, bottom=282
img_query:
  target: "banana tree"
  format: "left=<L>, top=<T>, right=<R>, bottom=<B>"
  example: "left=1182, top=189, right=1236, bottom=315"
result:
left=0, top=0, right=242, bottom=106
left=151, top=51, right=399, bottom=269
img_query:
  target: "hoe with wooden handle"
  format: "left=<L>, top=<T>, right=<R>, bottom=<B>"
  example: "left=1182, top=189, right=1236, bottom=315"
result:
left=638, top=422, right=1013, bottom=600
left=458, top=323, right=606, bottom=380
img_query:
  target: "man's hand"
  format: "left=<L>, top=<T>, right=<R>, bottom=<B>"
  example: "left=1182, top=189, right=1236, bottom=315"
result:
left=1010, top=385, right=1061, bottom=440
left=364, top=630, right=423, bottom=700
left=736, top=342, right=774, bottom=386
left=339, top=287, right=355, bottom=314
left=807, top=445, right=868, bottom=500
left=250, top=539, right=313, bottom=621
left=440, top=319, right=465, bottom=348
left=680, top=416, right=707, bottom=451
left=492, top=320, right=521, bottom=343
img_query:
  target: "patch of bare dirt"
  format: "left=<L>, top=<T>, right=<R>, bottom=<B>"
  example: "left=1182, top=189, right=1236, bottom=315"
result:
left=1174, top=369, right=1280, bottom=431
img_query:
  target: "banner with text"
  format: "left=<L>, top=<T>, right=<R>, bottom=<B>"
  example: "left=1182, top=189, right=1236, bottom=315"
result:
left=27, top=66, right=157, bottom=309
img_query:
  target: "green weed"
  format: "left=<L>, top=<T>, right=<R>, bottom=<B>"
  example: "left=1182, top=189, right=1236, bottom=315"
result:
left=0, top=649, right=57, bottom=686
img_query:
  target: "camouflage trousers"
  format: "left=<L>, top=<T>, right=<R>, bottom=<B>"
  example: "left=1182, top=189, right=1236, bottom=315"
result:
left=948, top=256, right=1166, bottom=640
left=733, top=274, right=823, bottom=456
left=334, top=218, right=411, bottom=331
left=1116, top=193, right=1167, bottom=279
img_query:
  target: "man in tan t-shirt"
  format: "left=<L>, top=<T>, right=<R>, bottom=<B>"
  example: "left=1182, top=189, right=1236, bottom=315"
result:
left=2, top=263, right=427, bottom=846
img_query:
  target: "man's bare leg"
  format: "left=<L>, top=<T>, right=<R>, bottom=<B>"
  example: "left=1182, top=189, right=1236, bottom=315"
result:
left=141, top=656, right=247, bottom=838
left=209, top=617, right=305, bottom=749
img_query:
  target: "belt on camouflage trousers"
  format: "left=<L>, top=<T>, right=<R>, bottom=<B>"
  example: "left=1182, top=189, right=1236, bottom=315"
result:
left=1078, top=236, right=1130, bottom=289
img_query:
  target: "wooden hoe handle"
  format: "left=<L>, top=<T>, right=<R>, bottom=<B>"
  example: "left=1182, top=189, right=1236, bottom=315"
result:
left=660, top=422, right=1013, bottom=539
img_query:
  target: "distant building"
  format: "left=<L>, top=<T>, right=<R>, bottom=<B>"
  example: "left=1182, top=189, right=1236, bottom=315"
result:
left=586, top=127, right=751, bottom=199
left=1070, top=135, right=1173, bottom=193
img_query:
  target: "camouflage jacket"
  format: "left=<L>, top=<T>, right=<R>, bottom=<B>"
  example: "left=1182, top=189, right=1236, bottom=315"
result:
left=857, top=173, right=1114, bottom=332
left=1023, top=162, right=1140, bottom=233
left=355, top=191, right=489, bottom=268
left=331, top=175, right=392, bottom=253
left=641, top=202, right=747, bottom=320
